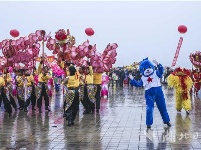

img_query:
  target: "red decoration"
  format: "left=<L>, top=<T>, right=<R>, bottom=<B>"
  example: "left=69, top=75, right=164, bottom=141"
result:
left=178, top=25, right=187, bottom=34
left=147, top=77, right=153, bottom=83
left=10, top=29, right=20, bottom=37
left=85, top=28, right=94, bottom=36
left=55, top=29, right=67, bottom=41
left=171, top=37, right=183, bottom=67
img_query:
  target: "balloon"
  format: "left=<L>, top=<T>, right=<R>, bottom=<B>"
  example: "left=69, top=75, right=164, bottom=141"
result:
left=10, top=29, right=20, bottom=37
left=178, top=25, right=187, bottom=34
left=85, top=28, right=94, bottom=36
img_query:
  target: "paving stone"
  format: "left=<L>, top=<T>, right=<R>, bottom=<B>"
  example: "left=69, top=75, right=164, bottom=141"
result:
left=0, top=86, right=201, bottom=149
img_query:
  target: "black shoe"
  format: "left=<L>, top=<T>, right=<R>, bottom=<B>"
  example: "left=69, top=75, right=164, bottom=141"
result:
left=83, top=110, right=90, bottom=114
left=186, top=110, right=190, bottom=115
left=45, top=107, right=51, bottom=112
left=68, top=121, right=72, bottom=126
left=147, top=125, right=151, bottom=129
left=71, top=121, right=74, bottom=125
left=165, top=122, right=171, bottom=127
left=18, top=107, right=23, bottom=110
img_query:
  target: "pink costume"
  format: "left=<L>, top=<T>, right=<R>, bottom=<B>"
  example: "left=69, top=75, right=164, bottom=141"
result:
left=101, top=73, right=110, bottom=97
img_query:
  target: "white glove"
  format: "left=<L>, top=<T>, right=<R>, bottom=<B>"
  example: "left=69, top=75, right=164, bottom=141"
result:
left=129, top=74, right=134, bottom=80
left=152, top=60, right=159, bottom=65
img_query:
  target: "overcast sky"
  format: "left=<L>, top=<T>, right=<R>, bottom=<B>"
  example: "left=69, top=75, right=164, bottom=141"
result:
left=0, top=1, right=201, bottom=69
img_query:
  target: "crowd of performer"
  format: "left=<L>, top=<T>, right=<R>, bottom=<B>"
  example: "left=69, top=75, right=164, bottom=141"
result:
left=1, top=57, right=201, bottom=127
left=0, top=58, right=111, bottom=127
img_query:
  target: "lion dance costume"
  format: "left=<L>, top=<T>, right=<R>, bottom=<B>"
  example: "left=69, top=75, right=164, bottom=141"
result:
left=167, top=67, right=193, bottom=114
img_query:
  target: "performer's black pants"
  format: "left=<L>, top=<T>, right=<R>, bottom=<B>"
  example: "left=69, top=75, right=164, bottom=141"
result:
left=65, top=89, right=79, bottom=122
left=25, top=85, right=36, bottom=109
left=0, top=87, right=12, bottom=114
left=82, top=85, right=95, bottom=112
left=95, top=84, right=101, bottom=110
left=9, top=94, right=17, bottom=109
left=37, top=83, right=49, bottom=109
left=17, top=86, right=24, bottom=109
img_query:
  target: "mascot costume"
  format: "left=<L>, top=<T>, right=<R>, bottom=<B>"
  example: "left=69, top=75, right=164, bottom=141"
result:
left=128, top=58, right=171, bottom=129
left=167, top=67, right=193, bottom=115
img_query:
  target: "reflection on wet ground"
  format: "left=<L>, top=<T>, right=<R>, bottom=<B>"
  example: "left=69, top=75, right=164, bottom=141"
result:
left=0, top=85, right=201, bottom=149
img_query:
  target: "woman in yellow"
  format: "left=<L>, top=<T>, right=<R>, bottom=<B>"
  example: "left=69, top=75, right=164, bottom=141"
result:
left=24, top=69, right=34, bottom=112
left=36, top=60, right=51, bottom=113
left=4, top=68, right=17, bottom=111
left=167, top=67, right=193, bottom=115
left=93, top=71, right=102, bottom=114
left=0, top=70, right=12, bottom=116
left=63, top=64, right=79, bottom=126
left=82, top=62, right=97, bottom=114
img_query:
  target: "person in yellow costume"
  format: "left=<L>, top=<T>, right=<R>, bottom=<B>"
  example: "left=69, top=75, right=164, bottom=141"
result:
left=23, top=69, right=34, bottom=112
left=167, top=67, right=193, bottom=115
left=63, top=64, right=79, bottom=126
left=93, top=71, right=102, bottom=114
left=36, top=59, right=51, bottom=113
left=16, top=69, right=26, bottom=110
left=4, top=67, right=17, bottom=111
left=78, top=66, right=85, bottom=102
left=0, top=70, right=12, bottom=116
left=60, top=60, right=70, bottom=77
left=82, top=61, right=97, bottom=114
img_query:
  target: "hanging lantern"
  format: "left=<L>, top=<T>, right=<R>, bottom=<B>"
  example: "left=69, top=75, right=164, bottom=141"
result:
left=10, top=29, right=20, bottom=37
left=178, top=25, right=187, bottom=34
left=85, top=28, right=94, bottom=36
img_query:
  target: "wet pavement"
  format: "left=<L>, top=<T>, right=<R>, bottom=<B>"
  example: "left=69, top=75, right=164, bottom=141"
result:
left=0, top=85, right=201, bottom=150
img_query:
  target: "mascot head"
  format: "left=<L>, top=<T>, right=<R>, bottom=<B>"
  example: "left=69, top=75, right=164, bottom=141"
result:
left=139, top=58, right=155, bottom=77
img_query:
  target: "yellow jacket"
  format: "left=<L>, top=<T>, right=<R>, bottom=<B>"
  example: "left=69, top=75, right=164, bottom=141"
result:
left=84, top=66, right=93, bottom=84
left=16, top=76, right=24, bottom=87
left=0, top=76, right=5, bottom=87
left=37, top=63, right=51, bottom=83
left=66, top=73, right=79, bottom=88
left=26, top=75, right=34, bottom=86
left=38, top=74, right=51, bottom=83
left=61, top=61, right=69, bottom=76
left=4, top=73, right=11, bottom=84
left=93, top=73, right=102, bottom=84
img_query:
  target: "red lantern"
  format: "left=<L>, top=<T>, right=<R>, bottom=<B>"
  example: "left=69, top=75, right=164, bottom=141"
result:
left=85, top=28, right=94, bottom=36
left=10, top=29, right=20, bottom=37
left=178, top=25, right=187, bottom=34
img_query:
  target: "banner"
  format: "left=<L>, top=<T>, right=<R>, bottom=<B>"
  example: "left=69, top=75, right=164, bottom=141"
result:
left=36, top=56, right=55, bottom=62
left=171, top=37, right=183, bottom=67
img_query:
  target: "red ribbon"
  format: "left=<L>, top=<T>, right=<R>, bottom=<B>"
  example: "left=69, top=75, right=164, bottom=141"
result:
left=171, top=37, right=183, bottom=67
